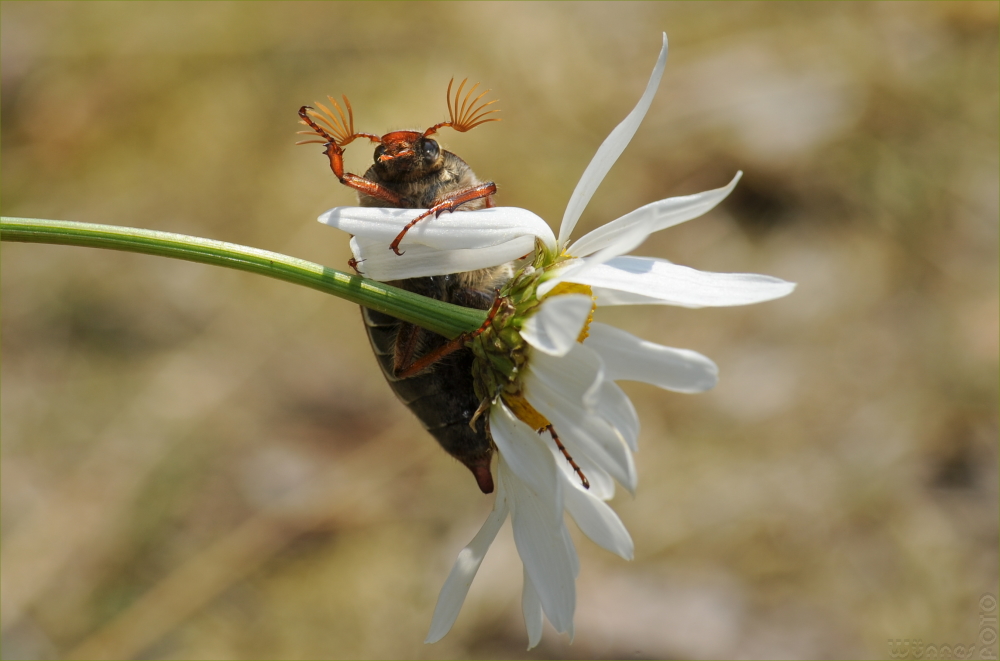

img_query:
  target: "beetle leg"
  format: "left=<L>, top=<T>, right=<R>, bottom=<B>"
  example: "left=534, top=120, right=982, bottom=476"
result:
left=319, top=139, right=347, bottom=179
left=388, top=182, right=497, bottom=255
left=340, top=172, right=406, bottom=206
left=394, top=293, right=505, bottom=379
left=543, top=425, right=590, bottom=489
left=394, top=334, right=459, bottom=380
left=392, top=323, right=425, bottom=378
left=317, top=142, right=406, bottom=207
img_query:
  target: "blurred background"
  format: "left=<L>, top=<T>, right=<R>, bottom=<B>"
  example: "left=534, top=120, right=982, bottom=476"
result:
left=2, top=2, right=997, bottom=659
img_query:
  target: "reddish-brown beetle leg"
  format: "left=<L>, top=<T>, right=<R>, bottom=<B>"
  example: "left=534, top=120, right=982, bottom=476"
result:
left=394, top=293, right=505, bottom=379
left=342, top=173, right=406, bottom=207
left=298, top=107, right=405, bottom=207
left=388, top=182, right=498, bottom=256
left=544, top=425, right=589, bottom=489
left=314, top=141, right=406, bottom=207
left=321, top=141, right=347, bottom=179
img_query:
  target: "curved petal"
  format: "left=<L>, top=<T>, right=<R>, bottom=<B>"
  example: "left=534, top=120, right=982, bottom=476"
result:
left=559, top=33, right=669, bottom=245
left=491, top=402, right=561, bottom=510
left=321, top=206, right=555, bottom=251
left=560, top=470, right=634, bottom=560
left=588, top=286, right=683, bottom=306
left=562, top=521, right=581, bottom=580
left=569, top=256, right=797, bottom=308
left=536, top=259, right=586, bottom=298
left=520, top=294, right=594, bottom=357
left=349, top=235, right=533, bottom=280
left=526, top=373, right=637, bottom=494
left=524, top=344, right=637, bottom=492
left=593, top=377, right=640, bottom=451
left=521, top=568, right=544, bottom=650
left=563, top=447, right=617, bottom=501
left=586, top=322, right=718, bottom=393
left=568, top=172, right=742, bottom=260
left=525, top=343, right=605, bottom=409
left=500, top=457, right=577, bottom=634
left=559, top=526, right=579, bottom=641
left=425, top=483, right=509, bottom=644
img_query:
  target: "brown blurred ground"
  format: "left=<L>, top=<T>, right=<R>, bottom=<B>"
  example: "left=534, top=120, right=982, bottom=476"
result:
left=1, top=2, right=997, bottom=659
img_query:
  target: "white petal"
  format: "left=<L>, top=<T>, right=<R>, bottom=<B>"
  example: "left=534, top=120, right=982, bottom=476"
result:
left=425, top=482, right=509, bottom=644
left=500, top=457, right=576, bottom=634
left=520, top=294, right=594, bottom=357
left=559, top=525, right=579, bottom=641
left=562, top=521, right=581, bottom=580
left=526, top=344, right=636, bottom=492
left=558, top=35, right=668, bottom=246
left=593, top=377, right=640, bottom=452
left=586, top=322, right=719, bottom=393
left=587, top=286, right=680, bottom=306
left=536, top=259, right=586, bottom=298
left=524, top=343, right=635, bottom=490
left=560, top=470, right=634, bottom=560
left=350, top=234, right=533, bottom=280
left=562, top=447, right=616, bottom=501
left=321, top=206, right=556, bottom=251
left=525, top=366, right=637, bottom=494
left=568, top=172, right=742, bottom=260
left=547, top=439, right=617, bottom=501
left=525, top=343, right=605, bottom=410
left=521, top=568, right=544, bottom=650
left=491, top=402, right=561, bottom=511
left=559, top=34, right=669, bottom=245
left=569, top=255, right=797, bottom=308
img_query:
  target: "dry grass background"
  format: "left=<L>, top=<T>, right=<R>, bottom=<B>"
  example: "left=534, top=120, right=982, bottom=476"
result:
left=2, top=2, right=997, bottom=659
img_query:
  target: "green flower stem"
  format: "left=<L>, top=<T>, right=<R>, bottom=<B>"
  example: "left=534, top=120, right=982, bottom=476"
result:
left=1, top=217, right=486, bottom=339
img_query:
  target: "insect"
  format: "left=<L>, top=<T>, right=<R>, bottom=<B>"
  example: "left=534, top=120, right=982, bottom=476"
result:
left=298, top=80, right=508, bottom=493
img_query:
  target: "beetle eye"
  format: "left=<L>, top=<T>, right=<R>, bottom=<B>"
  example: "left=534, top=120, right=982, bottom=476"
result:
left=374, top=145, right=386, bottom=162
left=421, top=139, right=440, bottom=160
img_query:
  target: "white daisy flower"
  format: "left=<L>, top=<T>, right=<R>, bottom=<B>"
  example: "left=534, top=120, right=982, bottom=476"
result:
left=320, top=33, right=795, bottom=648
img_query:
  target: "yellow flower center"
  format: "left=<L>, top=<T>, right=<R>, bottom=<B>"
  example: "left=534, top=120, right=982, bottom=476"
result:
left=500, top=282, right=597, bottom=431
left=502, top=393, right=550, bottom=432
left=544, top=281, right=596, bottom=342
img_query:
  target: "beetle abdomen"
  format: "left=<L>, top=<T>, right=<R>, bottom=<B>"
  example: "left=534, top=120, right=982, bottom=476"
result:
left=360, top=284, right=494, bottom=493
